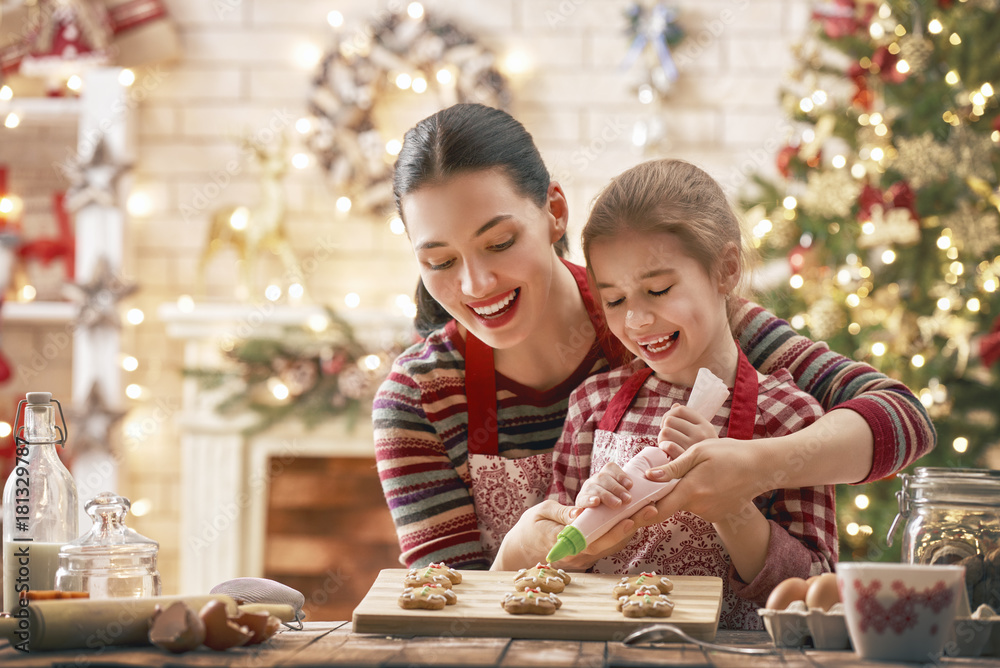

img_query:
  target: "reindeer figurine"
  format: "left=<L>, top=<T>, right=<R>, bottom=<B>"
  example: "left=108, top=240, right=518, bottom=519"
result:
left=198, top=134, right=306, bottom=301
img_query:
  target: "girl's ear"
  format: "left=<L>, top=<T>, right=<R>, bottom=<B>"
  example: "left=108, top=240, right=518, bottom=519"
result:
left=717, top=242, right=741, bottom=294
left=546, top=181, right=570, bottom=243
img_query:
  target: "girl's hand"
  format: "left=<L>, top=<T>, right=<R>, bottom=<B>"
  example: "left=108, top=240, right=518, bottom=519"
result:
left=575, top=461, right=632, bottom=509
left=643, top=437, right=772, bottom=526
left=657, top=405, right=718, bottom=459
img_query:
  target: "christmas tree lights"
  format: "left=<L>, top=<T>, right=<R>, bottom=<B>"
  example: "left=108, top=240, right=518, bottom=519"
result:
left=741, top=0, right=1000, bottom=561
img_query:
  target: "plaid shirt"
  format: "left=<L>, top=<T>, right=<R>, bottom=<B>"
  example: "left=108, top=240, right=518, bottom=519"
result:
left=548, top=358, right=838, bottom=630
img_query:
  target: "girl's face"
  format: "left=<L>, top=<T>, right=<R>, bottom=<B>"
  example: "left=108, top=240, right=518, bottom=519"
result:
left=589, top=230, right=736, bottom=387
left=401, top=169, right=567, bottom=349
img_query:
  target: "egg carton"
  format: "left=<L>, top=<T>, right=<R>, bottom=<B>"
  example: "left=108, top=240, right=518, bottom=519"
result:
left=949, top=605, right=1000, bottom=658
left=759, top=602, right=1000, bottom=658
left=757, top=601, right=850, bottom=650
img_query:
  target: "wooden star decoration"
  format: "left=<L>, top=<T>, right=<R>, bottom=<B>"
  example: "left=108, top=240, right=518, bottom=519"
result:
left=67, top=382, right=127, bottom=458
left=62, top=256, right=138, bottom=329
left=64, top=137, right=132, bottom=212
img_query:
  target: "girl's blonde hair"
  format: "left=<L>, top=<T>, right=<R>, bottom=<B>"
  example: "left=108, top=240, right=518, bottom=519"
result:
left=582, top=159, right=754, bottom=315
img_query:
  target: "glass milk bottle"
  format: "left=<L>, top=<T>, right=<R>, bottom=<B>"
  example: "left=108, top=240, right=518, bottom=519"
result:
left=2, top=392, right=79, bottom=613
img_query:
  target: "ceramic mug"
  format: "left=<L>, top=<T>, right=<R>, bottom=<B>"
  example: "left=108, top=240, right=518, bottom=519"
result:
left=836, top=562, right=965, bottom=662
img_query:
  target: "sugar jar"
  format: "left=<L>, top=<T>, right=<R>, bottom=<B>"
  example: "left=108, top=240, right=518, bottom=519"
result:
left=54, top=492, right=161, bottom=599
left=888, top=467, right=1000, bottom=609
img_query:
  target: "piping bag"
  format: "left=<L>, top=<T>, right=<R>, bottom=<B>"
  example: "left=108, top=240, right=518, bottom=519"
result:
left=545, top=367, right=730, bottom=563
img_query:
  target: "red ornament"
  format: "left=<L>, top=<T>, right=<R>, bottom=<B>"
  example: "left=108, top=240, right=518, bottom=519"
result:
left=776, top=145, right=798, bottom=178
left=992, top=115, right=1000, bottom=133
left=982, top=316, right=1000, bottom=369
left=17, top=191, right=75, bottom=280
left=858, top=181, right=920, bottom=222
left=872, top=46, right=908, bottom=84
left=938, top=0, right=953, bottom=7
left=848, top=62, right=874, bottom=111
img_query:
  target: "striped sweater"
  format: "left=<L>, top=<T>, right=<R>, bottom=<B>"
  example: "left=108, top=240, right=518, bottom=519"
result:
left=373, top=292, right=936, bottom=569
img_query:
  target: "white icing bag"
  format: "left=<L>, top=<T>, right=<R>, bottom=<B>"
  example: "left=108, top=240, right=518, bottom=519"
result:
left=685, top=367, right=730, bottom=419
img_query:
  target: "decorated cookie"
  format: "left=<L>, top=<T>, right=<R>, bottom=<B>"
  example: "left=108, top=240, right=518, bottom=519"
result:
left=617, top=588, right=675, bottom=618
left=513, top=562, right=572, bottom=593
left=612, top=572, right=673, bottom=597
left=398, top=584, right=458, bottom=610
left=501, top=587, right=562, bottom=615
left=404, top=564, right=458, bottom=589
left=408, top=562, right=462, bottom=585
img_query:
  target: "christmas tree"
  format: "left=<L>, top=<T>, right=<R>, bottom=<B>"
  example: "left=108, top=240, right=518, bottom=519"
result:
left=740, top=0, right=1000, bottom=562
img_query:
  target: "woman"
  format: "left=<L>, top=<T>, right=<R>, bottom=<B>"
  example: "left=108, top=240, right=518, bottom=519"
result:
left=372, top=103, right=934, bottom=571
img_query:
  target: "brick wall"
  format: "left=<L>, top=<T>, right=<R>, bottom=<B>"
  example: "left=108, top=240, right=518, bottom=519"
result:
left=2, top=0, right=810, bottom=596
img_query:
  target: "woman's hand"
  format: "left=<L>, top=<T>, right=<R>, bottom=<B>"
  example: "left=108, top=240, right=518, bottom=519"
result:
left=491, top=500, right=581, bottom=571
left=575, top=461, right=633, bottom=509
left=491, top=499, right=658, bottom=571
left=643, top=437, right=774, bottom=526
left=554, top=503, right=659, bottom=571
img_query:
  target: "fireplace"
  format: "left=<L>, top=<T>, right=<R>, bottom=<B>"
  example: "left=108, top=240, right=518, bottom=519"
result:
left=161, top=303, right=409, bottom=620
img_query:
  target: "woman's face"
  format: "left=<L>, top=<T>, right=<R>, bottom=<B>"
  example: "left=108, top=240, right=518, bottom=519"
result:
left=401, top=169, right=567, bottom=350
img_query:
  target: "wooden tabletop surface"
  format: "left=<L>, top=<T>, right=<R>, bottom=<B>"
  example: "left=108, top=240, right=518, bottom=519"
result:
left=2, top=622, right=999, bottom=667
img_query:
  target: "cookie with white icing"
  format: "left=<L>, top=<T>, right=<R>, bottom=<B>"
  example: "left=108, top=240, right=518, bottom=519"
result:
left=612, top=572, right=673, bottom=597
left=501, top=587, right=562, bottom=615
left=513, top=562, right=572, bottom=593
left=404, top=564, right=457, bottom=589
left=617, top=588, right=675, bottom=618
left=398, top=584, right=457, bottom=610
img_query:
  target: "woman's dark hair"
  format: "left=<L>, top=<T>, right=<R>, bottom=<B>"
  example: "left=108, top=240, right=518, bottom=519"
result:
left=393, top=103, right=568, bottom=337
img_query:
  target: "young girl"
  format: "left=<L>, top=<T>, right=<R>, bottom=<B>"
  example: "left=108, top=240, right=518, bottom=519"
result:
left=547, top=159, right=837, bottom=630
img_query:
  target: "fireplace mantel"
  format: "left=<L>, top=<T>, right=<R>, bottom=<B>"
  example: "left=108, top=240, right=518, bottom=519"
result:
left=159, top=302, right=411, bottom=594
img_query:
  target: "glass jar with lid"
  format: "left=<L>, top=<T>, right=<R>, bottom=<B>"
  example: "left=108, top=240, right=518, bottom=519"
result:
left=888, top=467, right=1000, bottom=610
left=54, top=492, right=161, bottom=599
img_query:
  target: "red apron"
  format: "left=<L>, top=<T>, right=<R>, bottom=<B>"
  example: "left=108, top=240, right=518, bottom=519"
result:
left=588, top=345, right=762, bottom=630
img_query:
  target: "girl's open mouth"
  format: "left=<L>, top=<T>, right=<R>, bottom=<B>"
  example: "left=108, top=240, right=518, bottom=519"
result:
left=640, top=330, right=679, bottom=355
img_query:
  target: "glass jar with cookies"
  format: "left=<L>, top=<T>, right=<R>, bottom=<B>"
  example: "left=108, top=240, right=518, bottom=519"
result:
left=888, top=467, right=1000, bottom=610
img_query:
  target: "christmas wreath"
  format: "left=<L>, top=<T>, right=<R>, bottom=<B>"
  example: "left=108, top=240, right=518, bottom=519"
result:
left=185, top=309, right=404, bottom=435
left=305, top=6, right=511, bottom=216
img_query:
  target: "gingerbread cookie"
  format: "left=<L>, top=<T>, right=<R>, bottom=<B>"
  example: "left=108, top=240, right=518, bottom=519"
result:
left=617, top=588, right=675, bottom=618
left=501, top=587, right=562, bottom=615
left=612, top=572, right=673, bottom=597
left=398, top=584, right=458, bottom=610
left=513, top=562, right=572, bottom=593
left=404, top=563, right=458, bottom=589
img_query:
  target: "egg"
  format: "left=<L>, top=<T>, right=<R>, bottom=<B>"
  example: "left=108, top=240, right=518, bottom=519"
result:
left=805, top=572, right=840, bottom=611
left=765, top=576, right=809, bottom=610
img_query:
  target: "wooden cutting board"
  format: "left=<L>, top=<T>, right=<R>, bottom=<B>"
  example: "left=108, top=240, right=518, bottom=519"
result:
left=352, top=569, right=723, bottom=641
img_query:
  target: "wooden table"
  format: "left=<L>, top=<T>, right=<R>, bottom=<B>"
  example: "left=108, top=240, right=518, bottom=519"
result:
left=2, top=622, right=999, bottom=667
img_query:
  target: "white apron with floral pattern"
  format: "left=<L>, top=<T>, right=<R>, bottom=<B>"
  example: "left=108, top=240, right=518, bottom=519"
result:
left=588, top=351, right=762, bottom=630
left=467, top=451, right=552, bottom=563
